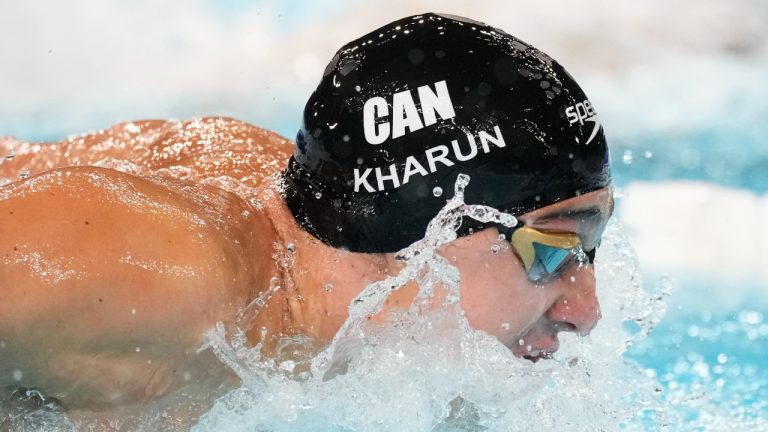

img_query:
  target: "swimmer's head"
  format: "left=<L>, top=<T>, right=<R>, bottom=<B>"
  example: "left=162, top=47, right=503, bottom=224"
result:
left=282, top=13, right=611, bottom=252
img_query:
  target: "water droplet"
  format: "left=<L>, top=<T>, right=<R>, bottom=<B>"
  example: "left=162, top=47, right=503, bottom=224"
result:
left=643, top=150, right=653, bottom=159
left=12, top=369, right=23, bottom=381
left=131, top=308, right=137, bottom=315
left=500, top=322, right=510, bottom=330
left=526, top=345, right=532, bottom=352
left=135, top=347, right=141, bottom=352
left=490, top=244, right=501, bottom=254
left=343, top=135, right=351, bottom=142
left=432, top=186, right=443, bottom=197
left=497, top=233, right=506, bottom=241
left=518, top=339, right=525, bottom=346
left=569, top=276, right=576, bottom=283
left=324, top=283, right=333, bottom=292
left=286, top=242, right=296, bottom=253
left=183, top=371, right=192, bottom=381
left=19, top=169, right=30, bottom=179
left=622, top=150, right=634, bottom=164
left=280, top=360, right=296, bottom=372
left=47, top=49, right=54, bottom=55
left=5, top=150, right=15, bottom=160
left=0, top=340, right=5, bottom=348
left=717, top=353, right=728, bottom=364
left=354, top=85, right=361, bottom=92
left=314, top=192, right=323, bottom=199
left=498, top=214, right=517, bottom=227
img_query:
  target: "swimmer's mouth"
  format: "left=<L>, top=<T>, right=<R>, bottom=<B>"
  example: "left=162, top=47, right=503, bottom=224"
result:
left=522, top=350, right=555, bottom=363
left=510, top=336, right=560, bottom=363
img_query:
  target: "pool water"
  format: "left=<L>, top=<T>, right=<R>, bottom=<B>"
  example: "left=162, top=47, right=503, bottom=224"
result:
left=626, top=296, right=768, bottom=429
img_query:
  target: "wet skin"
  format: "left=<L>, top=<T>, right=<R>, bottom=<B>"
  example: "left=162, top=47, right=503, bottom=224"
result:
left=0, top=117, right=612, bottom=412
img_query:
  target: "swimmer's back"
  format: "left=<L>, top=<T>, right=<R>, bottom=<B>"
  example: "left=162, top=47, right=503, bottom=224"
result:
left=0, top=117, right=294, bottom=189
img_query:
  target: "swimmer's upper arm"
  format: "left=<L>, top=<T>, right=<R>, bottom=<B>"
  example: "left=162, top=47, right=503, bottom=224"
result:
left=0, top=166, right=256, bottom=405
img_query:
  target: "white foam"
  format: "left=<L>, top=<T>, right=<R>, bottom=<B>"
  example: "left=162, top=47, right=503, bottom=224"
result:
left=618, top=180, right=768, bottom=305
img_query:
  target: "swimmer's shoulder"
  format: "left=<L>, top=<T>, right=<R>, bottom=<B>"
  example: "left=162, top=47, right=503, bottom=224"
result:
left=143, top=117, right=294, bottom=188
left=0, top=165, right=275, bottom=351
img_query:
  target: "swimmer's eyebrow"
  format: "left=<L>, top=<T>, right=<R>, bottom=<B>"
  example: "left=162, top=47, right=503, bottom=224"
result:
left=531, top=207, right=604, bottom=226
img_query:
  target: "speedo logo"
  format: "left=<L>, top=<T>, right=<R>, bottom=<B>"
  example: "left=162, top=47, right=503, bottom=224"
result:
left=565, top=99, right=602, bottom=145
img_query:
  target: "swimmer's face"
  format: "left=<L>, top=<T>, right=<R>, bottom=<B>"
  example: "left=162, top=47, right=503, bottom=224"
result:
left=438, top=187, right=614, bottom=362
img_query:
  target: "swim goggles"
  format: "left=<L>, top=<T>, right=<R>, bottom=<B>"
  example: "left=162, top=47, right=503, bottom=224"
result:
left=492, top=222, right=597, bottom=284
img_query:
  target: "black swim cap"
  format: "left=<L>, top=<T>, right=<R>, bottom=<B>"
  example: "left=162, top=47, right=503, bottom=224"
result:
left=283, top=13, right=611, bottom=253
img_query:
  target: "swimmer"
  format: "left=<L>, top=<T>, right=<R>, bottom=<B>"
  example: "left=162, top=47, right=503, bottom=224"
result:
left=0, top=13, right=612, bottom=417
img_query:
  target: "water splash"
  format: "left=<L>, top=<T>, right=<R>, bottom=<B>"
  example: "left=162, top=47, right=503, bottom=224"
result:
left=192, top=174, right=669, bottom=431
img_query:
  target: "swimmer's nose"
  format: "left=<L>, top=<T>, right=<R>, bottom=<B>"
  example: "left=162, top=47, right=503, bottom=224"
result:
left=546, top=266, right=601, bottom=335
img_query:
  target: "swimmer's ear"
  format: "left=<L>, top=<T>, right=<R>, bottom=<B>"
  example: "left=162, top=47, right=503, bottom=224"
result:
left=379, top=253, right=400, bottom=274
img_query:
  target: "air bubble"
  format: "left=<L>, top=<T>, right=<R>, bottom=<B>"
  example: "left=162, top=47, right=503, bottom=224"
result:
left=497, top=234, right=506, bottom=241
left=287, top=243, right=296, bottom=253
left=490, top=244, right=501, bottom=254
left=5, top=150, right=15, bottom=160
left=622, top=150, right=634, bottom=164
left=432, top=186, right=443, bottom=197
left=19, top=169, right=30, bottom=179
left=12, top=369, right=23, bottom=381
left=500, top=322, right=510, bottom=330
left=314, top=192, right=323, bottom=199
left=324, top=283, right=333, bottom=292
